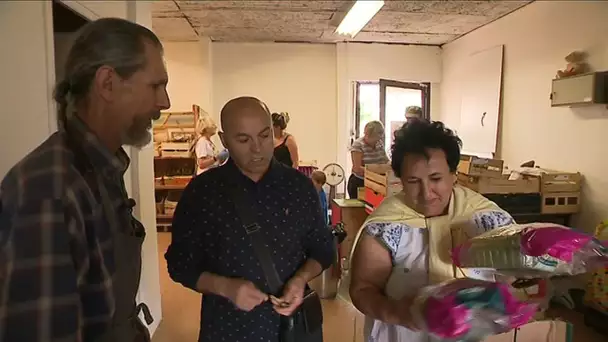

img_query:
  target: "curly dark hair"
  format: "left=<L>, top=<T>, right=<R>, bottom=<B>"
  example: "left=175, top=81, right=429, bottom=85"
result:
left=390, top=120, right=462, bottom=177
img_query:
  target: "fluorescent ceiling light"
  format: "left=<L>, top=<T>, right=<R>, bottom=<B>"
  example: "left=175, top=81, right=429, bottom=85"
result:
left=336, top=0, right=384, bottom=38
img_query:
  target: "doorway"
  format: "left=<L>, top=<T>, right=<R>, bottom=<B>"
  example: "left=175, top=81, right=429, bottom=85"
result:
left=52, top=1, right=88, bottom=80
left=354, top=79, right=431, bottom=151
left=51, top=0, right=89, bottom=132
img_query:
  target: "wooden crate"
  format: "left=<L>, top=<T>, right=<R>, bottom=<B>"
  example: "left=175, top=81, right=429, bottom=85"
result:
left=164, top=175, right=192, bottom=186
left=541, top=192, right=580, bottom=214
left=457, top=173, right=539, bottom=194
left=457, top=155, right=504, bottom=178
left=160, top=142, right=191, bottom=158
left=357, top=187, right=366, bottom=201
left=364, top=164, right=402, bottom=197
left=519, top=168, right=582, bottom=193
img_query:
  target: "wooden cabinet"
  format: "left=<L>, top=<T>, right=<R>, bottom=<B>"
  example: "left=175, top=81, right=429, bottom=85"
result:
left=551, top=71, right=608, bottom=107
left=331, top=199, right=368, bottom=275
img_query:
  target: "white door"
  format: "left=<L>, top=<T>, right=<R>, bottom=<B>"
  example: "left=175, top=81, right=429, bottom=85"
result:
left=0, top=1, right=56, bottom=179
left=458, top=45, right=504, bottom=158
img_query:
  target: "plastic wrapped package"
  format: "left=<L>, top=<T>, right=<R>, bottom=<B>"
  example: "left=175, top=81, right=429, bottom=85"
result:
left=452, top=223, right=608, bottom=279
left=411, top=278, right=537, bottom=342
left=584, top=220, right=608, bottom=313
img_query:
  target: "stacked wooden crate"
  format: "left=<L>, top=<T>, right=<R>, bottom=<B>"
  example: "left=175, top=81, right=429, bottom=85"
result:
left=457, top=155, right=542, bottom=214
left=363, top=164, right=402, bottom=213
left=457, top=155, right=582, bottom=216
left=457, top=155, right=540, bottom=193
left=153, top=105, right=201, bottom=231
left=519, top=168, right=582, bottom=214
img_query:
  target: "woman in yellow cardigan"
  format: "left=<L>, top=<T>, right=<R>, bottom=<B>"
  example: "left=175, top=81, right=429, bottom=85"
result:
left=349, top=120, right=514, bottom=342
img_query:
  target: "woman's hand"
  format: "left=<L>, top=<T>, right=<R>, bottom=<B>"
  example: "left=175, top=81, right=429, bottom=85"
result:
left=391, top=295, right=420, bottom=331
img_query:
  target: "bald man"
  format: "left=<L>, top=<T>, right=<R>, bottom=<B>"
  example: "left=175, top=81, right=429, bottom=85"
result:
left=165, top=97, right=333, bottom=342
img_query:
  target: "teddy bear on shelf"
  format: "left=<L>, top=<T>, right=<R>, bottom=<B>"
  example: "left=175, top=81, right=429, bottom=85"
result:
left=556, top=51, right=590, bottom=78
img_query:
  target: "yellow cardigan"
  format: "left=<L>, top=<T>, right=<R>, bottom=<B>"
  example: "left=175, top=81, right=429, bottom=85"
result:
left=351, top=185, right=509, bottom=284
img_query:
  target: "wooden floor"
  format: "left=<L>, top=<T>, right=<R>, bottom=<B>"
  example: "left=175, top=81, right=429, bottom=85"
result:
left=152, top=232, right=365, bottom=342
left=151, top=232, right=605, bottom=342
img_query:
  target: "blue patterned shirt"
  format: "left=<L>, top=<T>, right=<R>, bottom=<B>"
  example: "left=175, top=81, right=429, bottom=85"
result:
left=166, top=159, right=335, bottom=342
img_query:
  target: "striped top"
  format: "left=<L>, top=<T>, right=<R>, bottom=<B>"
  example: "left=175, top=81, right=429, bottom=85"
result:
left=350, top=137, right=389, bottom=178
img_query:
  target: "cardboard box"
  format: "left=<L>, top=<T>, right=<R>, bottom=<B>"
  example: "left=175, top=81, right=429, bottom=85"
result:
left=541, top=192, right=580, bottom=214
left=518, top=167, right=582, bottom=193
left=457, top=173, right=539, bottom=194
left=483, top=320, right=572, bottom=342
left=458, top=155, right=504, bottom=178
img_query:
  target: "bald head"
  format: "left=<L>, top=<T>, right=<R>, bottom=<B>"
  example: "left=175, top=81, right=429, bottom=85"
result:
left=218, top=96, right=275, bottom=181
left=220, top=96, right=271, bottom=133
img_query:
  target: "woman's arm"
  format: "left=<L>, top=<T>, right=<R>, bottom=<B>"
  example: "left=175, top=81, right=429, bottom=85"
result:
left=285, top=135, right=299, bottom=168
left=195, top=138, right=217, bottom=170
left=351, top=151, right=364, bottom=176
left=197, top=156, right=216, bottom=170
left=349, top=233, right=417, bottom=330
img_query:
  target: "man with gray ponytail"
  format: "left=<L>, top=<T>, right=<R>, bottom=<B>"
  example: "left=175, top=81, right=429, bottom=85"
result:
left=0, top=18, right=169, bottom=342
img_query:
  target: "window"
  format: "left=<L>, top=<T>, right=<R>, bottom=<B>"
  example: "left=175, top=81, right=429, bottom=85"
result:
left=354, top=80, right=431, bottom=149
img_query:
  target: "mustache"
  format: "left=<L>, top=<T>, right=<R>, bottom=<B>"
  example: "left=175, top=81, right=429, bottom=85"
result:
left=151, top=112, right=161, bottom=121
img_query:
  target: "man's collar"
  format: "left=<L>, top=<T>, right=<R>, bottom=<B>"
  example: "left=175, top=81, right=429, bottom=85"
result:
left=224, top=157, right=282, bottom=185
left=63, top=115, right=130, bottom=177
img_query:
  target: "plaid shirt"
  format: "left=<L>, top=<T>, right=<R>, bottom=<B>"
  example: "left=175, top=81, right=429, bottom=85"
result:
left=0, top=118, right=132, bottom=341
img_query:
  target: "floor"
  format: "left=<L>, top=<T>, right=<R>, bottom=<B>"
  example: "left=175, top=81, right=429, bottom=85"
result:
left=151, top=232, right=605, bottom=342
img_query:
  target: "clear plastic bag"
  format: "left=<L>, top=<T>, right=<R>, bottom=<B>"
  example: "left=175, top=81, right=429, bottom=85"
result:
left=452, top=223, right=608, bottom=279
left=410, top=278, right=537, bottom=342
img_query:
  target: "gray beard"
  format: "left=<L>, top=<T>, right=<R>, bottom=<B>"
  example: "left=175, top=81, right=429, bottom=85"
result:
left=122, top=128, right=152, bottom=149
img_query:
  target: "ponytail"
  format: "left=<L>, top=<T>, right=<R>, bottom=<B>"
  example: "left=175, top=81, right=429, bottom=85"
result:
left=53, top=79, right=71, bottom=129
left=271, top=112, right=290, bottom=130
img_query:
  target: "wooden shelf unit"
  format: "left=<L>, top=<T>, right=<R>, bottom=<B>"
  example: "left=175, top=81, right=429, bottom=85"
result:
left=153, top=104, right=203, bottom=231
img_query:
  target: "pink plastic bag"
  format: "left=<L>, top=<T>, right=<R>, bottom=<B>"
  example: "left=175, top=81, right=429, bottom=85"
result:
left=411, top=279, right=537, bottom=341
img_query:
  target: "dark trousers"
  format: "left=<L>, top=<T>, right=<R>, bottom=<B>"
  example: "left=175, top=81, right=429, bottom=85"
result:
left=347, top=174, right=364, bottom=199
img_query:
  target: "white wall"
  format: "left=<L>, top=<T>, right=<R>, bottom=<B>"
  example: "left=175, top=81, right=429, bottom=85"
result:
left=162, top=41, right=442, bottom=180
left=440, top=1, right=608, bottom=231
left=212, top=42, right=338, bottom=168
left=0, top=1, right=55, bottom=179
left=126, top=1, right=163, bottom=335
left=336, top=43, right=442, bottom=179
left=164, top=39, right=213, bottom=113
left=0, top=0, right=162, bottom=336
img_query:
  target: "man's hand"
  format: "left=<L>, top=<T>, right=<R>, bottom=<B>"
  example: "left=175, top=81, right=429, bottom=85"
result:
left=224, top=278, right=269, bottom=312
left=271, top=276, right=307, bottom=316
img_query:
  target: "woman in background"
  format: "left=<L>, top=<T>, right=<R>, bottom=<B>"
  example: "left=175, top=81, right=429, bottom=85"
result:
left=347, top=121, right=389, bottom=199
left=273, top=112, right=299, bottom=168
left=193, top=116, right=226, bottom=175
